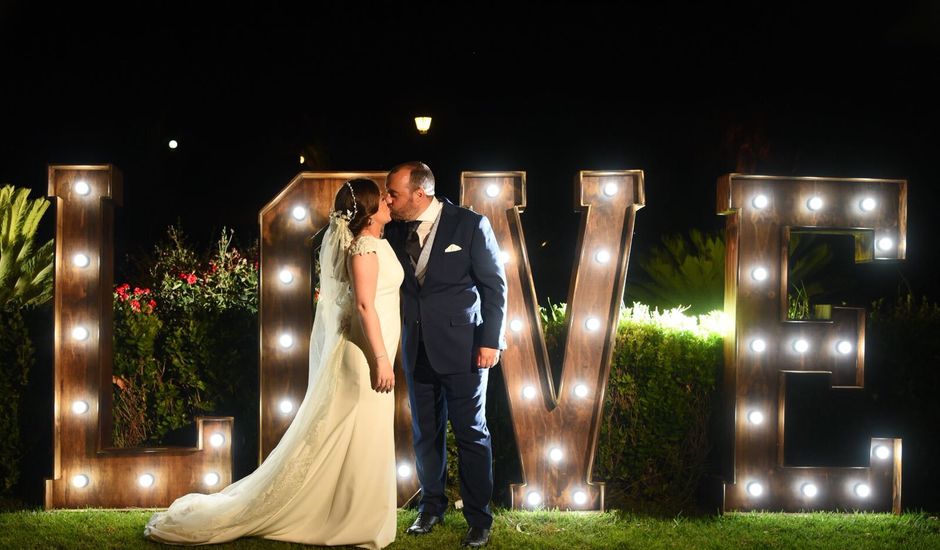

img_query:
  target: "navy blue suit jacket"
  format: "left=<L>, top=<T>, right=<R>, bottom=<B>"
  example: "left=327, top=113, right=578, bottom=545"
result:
left=386, top=198, right=508, bottom=374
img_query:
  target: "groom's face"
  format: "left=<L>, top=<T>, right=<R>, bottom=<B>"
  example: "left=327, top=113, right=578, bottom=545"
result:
left=385, top=169, right=423, bottom=221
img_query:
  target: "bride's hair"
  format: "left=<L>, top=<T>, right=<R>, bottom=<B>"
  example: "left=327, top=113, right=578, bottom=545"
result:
left=334, top=178, right=381, bottom=236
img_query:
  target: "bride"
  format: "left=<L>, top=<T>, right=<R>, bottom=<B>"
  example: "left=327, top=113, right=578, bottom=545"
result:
left=145, top=179, right=403, bottom=549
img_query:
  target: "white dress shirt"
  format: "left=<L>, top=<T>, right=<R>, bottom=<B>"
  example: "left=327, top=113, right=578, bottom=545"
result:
left=411, top=197, right=442, bottom=248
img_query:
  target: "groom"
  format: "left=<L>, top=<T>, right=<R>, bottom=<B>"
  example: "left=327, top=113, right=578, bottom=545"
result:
left=384, top=162, right=507, bottom=548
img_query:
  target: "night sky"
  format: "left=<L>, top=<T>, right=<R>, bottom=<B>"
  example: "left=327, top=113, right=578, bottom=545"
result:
left=2, top=2, right=939, bottom=299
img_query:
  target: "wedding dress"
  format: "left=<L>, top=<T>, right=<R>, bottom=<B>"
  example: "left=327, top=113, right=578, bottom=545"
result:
left=144, top=227, right=403, bottom=549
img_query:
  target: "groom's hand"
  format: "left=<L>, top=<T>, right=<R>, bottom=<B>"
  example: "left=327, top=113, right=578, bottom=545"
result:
left=476, top=347, right=500, bottom=369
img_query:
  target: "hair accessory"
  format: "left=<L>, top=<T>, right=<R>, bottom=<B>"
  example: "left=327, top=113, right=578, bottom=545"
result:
left=329, top=181, right=358, bottom=222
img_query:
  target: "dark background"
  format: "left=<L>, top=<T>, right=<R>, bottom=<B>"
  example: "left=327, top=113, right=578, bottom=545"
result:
left=2, top=1, right=938, bottom=510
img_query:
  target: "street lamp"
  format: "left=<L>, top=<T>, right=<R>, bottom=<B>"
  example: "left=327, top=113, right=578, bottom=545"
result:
left=414, top=116, right=432, bottom=134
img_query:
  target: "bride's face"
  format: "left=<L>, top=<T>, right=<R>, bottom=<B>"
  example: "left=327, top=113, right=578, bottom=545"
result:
left=374, top=194, right=392, bottom=226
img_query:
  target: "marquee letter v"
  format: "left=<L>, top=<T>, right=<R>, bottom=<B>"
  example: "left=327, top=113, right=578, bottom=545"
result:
left=460, top=171, right=645, bottom=510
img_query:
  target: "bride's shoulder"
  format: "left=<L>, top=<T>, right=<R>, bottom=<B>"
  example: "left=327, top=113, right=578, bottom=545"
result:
left=348, top=235, right=381, bottom=256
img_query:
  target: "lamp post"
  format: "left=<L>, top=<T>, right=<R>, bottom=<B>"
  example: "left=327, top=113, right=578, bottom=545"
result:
left=414, top=116, right=432, bottom=134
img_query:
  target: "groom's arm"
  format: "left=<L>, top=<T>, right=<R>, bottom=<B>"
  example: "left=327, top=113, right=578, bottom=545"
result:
left=469, top=214, right=508, bottom=352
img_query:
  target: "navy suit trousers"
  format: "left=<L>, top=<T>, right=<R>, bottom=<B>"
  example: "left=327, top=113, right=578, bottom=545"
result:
left=405, top=335, right=493, bottom=529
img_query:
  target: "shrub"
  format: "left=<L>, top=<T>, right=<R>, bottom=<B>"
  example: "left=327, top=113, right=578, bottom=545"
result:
left=488, top=301, right=725, bottom=512
left=110, top=226, right=258, bottom=448
left=0, top=185, right=52, bottom=494
left=0, top=308, right=34, bottom=493
left=595, top=304, right=724, bottom=510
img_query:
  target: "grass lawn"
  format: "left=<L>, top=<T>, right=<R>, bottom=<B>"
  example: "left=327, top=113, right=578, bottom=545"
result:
left=1, top=507, right=938, bottom=549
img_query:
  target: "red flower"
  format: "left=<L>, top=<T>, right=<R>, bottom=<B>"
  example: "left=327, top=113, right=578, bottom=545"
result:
left=130, top=300, right=141, bottom=312
left=134, top=287, right=143, bottom=295
left=148, top=299, right=157, bottom=308
left=142, top=288, right=151, bottom=295
left=115, top=283, right=131, bottom=301
left=186, top=273, right=197, bottom=285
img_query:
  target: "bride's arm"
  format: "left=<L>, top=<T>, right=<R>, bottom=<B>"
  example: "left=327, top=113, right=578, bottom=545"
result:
left=349, top=249, right=395, bottom=393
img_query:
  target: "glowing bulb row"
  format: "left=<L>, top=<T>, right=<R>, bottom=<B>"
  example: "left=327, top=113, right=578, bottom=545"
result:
left=745, top=481, right=872, bottom=499
left=521, top=384, right=589, bottom=400
left=71, top=471, right=222, bottom=488
left=483, top=182, right=618, bottom=200
left=750, top=194, right=880, bottom=213
left=510, top=316, right=603, bottom=333
left=524, top=489, right=590, bottom=507
left=748, top=337, right=855, bottom=355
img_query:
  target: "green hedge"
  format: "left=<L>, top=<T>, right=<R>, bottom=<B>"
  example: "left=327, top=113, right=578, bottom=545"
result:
left=111, top=226, right=258, bottom=450
left=483, top=303, right=725, bottom=512
left=595, top=305, right=724, bottom=510
left=0, top=307, right=34, bottom=493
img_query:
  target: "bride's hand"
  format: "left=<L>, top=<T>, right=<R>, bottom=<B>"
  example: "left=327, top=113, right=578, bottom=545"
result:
left=372, top=357, right=395, bottom=393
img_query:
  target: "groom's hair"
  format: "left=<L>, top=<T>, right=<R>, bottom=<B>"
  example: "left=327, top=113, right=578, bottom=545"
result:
left=388, top=161, right=435, bottom=196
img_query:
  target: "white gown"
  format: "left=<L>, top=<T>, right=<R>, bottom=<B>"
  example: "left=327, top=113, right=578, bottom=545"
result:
left=145, top=233, right=403, bottom=549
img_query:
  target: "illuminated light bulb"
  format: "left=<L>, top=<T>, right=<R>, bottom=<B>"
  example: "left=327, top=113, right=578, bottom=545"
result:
left=278, top=333, right=294, bottom=348
left=793, top=339, right=810, bottom=353
left=72, top=400, right=89, bottom=415
left=750, top=339, right=767, bottom=353
left=746, top=481, right=764, bottom=497
left=291, top=206, right=307, bottom=221
left=279, top=400, right=294, bottom=414
left=299, top=154, right=305, bottom=164
left=73, top=253, right=91, bottom=268
left=751, top=267, right=769, bottom=281
left=854, top=483, right=871, bottom=498
left=485, top=184, right=500, bottom=198
left=138, top=474, right=155, bottom=488
left=397, top=463, right=412, bottom=478
left=584, top=317, right=601, bottom=331
left=594, top=249, right=611, bottom=264
left=204, top=472, right=220, bottom=486
left=876, top=237, right=894, bottom=251
left=414, top=116, right=432, bottom=134
left=752, top=194, right=769, bottom=209
left=522, top=385, right=537, bottom=400
left=209, top=432, right=225, bottom=448
left=549, top=447, right=563, bottom=463
left=278, top=269, right=294, bottom=284
left=526, top=491, right=543, bottom=506
left=573, top=490, right=588, bottom=505
left=836, top=340, right=853, bottom=355
left=747, top=410, right=765, bottom=425
left=168, top=139, right=178, bottom=149
left=510, top=319, right=524, bottom=332
left=73, top=180, right=91, bottom=195
left=860, top=197, right=877, bottom=212
left=873, top=445, right=891, bottom=460
left=807, top=196, right=824, bottom=211
left=71, top=474, right=89, bottom=488
left=602, top=182, right=618, bottom=196
left=801, top=483, right=819, bottom=498
left=499, top=250, right=510, bottom=264
left=574, top=384, right=589, bottom=398
left=72, top=326, right=90, bottom=341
